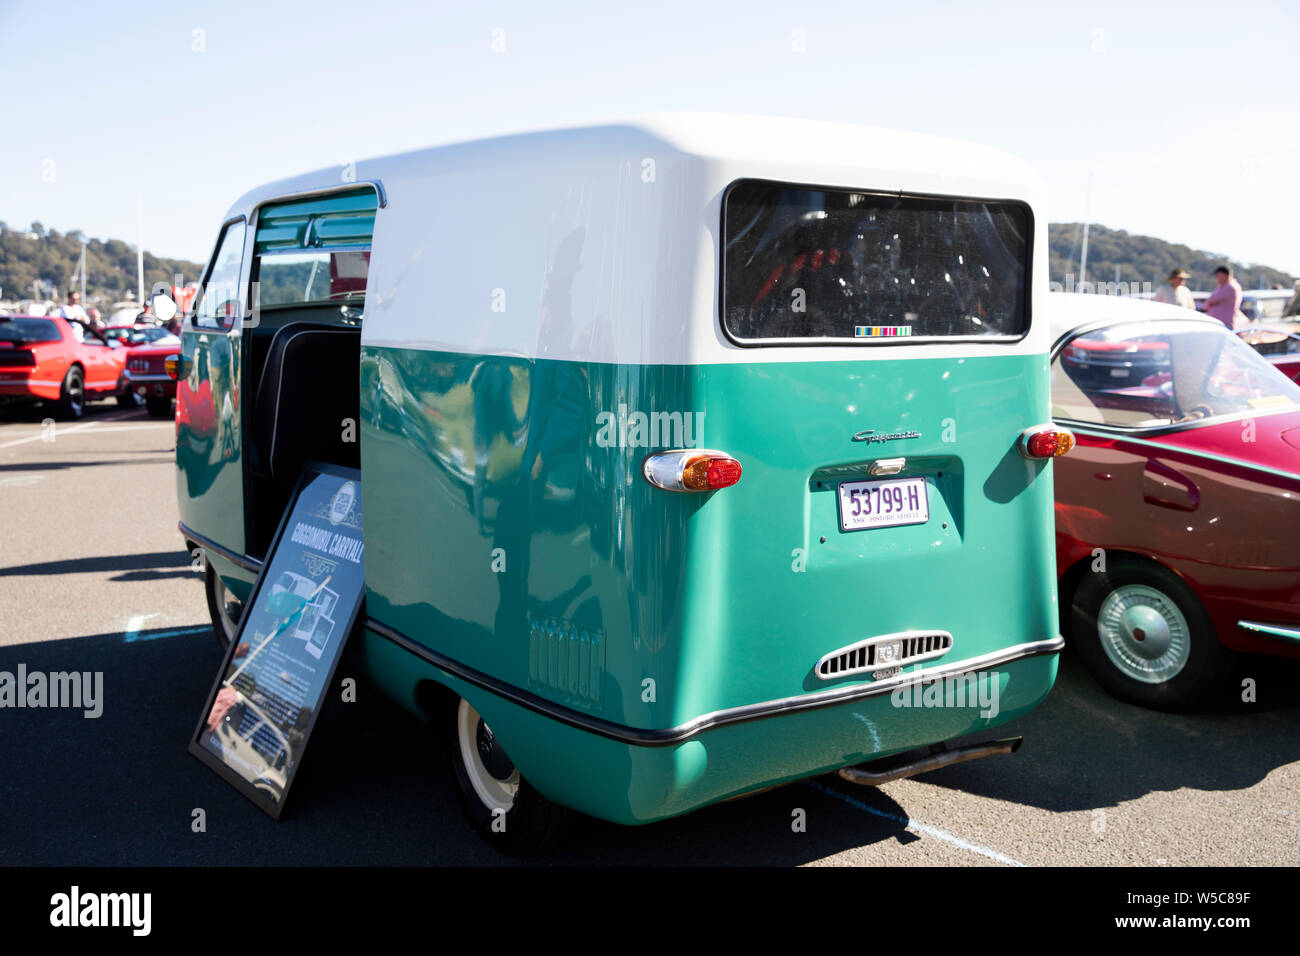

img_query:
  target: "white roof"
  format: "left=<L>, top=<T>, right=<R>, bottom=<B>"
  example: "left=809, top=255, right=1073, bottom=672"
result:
left=1046, top=292, right=1220, bottom=347
left=223, top=112, right=1044, bottom=222
left=220, top=114, right=1051, bottom=366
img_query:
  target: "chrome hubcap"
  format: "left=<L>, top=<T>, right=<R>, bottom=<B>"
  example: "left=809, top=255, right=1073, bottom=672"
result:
left=1097, top=584, right=1190, bottom=684
left=457, top=698, right=519, bottom=812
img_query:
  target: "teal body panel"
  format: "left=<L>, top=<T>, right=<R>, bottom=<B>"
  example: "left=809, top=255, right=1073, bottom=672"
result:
left=176, top=327, right=245, bottom=556
left=363, top=625, right=1057, bottom=825
left=357, top=346, right=1060, bottom=820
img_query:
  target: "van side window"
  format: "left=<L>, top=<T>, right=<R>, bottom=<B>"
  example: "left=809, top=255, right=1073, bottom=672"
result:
left=723, top=181, right=1031, bottom=344
left=250, top=189, right=377, bottom=316
left=194, top=220, right=248, bottom=330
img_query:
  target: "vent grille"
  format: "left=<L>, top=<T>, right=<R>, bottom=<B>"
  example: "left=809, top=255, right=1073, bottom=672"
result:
left=528, top=614, right=605, bottom=708
left=814, top=630, right=953, bottom=681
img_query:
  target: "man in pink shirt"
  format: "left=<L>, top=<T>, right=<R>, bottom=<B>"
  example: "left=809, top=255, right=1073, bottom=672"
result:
left=1203, top=265, right=1243, bottom=329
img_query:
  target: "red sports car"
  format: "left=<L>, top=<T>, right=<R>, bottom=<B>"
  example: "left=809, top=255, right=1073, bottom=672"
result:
left=0, top=314, right=133, bottom=418
left=1049, top=294, right=1300, bottom=709
left=124, top=333, right=182, bottom=418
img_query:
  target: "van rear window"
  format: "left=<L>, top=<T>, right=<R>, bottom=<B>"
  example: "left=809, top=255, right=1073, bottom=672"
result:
left=722, top=181, right=1031, bottom=344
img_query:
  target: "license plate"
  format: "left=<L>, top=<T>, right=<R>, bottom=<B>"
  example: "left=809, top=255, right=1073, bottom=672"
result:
left=837, top=477, right=929, bottom=532
left=1110, top=368, right=1127, bottom=377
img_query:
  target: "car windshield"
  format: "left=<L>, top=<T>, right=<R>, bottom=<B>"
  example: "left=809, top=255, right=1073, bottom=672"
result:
left=1052, top=318, right=1300, bottom=428
left=0, top=317, right=62, bottom=344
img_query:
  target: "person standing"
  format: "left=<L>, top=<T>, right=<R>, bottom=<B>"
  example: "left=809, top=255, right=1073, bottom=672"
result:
left=59, top=289, right=89, bottom=324
left=1152, top=268, right=1196, bottom=308
left=1203, top=266, right=1244, bottom=329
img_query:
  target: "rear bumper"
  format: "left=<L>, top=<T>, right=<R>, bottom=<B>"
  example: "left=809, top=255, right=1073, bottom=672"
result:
left=363, top=623, right=1062, bottom=825
left=125, top=372, right=176, bottom=398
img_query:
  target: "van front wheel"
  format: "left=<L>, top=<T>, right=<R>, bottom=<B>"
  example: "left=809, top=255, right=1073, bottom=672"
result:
left=204, top=562, right=243, bottom=652
left=447, top=696, right=571, bottom=853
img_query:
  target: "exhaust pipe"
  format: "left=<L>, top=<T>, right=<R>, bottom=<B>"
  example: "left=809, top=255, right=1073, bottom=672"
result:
left=838, top=736, right=1023, bottom=787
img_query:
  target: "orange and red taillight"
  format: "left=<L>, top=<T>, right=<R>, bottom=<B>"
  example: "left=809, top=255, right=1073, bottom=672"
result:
left=164, top=354, right=182, bottom=380
left=643, top=450, right=743, bottom=492
left=1018, top=424, right=1075, bottom=459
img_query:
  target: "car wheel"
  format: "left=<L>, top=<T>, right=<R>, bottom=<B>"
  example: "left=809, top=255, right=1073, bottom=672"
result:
left=1070, top=557, right=1231, bottom=710
left=55, top=366, right=85, bottom=420
left=145, top=395, right=173, bottom=418
left=447, top=695, right=571, bottom=853
left=117, top=382, right=145, bottom=409
left=204, top=561, right=243, bottom=652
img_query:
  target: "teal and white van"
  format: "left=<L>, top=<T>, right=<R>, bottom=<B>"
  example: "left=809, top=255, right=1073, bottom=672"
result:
left=172, top=115, right=1070, bottom=850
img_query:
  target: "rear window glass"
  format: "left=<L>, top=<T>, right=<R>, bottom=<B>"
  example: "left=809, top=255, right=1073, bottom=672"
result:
left=0, top=317, right=62, bottom=343
left=723, top=181, right=1031, bottom=344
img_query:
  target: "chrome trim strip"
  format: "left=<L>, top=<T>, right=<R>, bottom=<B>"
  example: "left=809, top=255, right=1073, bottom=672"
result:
left=124, top=372, right=172, bottom=382
left=1063, top=426, right=1300, bottom=483
left=178, top=522, right=263, bottom=573
left=1237, top=620, right=1300, bottom=644
left=364, top=617, right=1064, bottom=747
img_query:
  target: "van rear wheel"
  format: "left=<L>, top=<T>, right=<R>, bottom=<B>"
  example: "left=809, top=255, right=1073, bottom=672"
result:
left=204, top=562, right=243, bottom=651
left=1070, top=558, right=1230, bottom=710
left=447, top=696, right=571, bottom=853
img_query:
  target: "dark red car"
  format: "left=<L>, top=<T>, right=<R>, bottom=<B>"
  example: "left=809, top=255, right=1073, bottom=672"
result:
left=0, top=314, right=133, bottom=418
left=124, top=333, right=182, bottom=418
left=1049, top=294, right=1300, bottom=709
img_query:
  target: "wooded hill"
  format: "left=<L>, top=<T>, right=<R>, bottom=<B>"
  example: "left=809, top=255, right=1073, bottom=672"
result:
left=1048, top=223, right=1294, bottom=293
left=0, top=222, right=204, bottom=304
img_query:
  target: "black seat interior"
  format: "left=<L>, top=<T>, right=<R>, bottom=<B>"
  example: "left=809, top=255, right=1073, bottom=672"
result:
left=251, top=323, right=361, bottom=485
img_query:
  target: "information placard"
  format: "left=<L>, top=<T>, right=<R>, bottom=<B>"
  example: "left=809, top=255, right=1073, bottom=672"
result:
left=189, top=463, right=364, bottom=819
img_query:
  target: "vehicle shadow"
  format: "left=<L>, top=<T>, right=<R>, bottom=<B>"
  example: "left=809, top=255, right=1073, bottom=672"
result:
left=6, top=628, right=1290, bottom=866
left=0, top=627, right=917, bottom=867
left=907, top=648, right=1300, bottom=813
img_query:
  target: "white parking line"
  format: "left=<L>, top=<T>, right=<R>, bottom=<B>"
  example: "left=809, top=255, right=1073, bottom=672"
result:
left=0, top=413, right=164, bottom=449
left=804, top=780, right=1026, bottom=866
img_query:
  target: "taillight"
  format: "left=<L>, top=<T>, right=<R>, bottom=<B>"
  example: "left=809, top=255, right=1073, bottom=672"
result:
left=164, top=354, right=182, bottom=380
left=643, top=450, right=743, bottom=492
left=1018, top=425, right=1075, bottom=459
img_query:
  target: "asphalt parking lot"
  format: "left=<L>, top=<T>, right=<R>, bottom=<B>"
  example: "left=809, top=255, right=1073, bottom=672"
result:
left=1, top=402, right=1297, bottom=867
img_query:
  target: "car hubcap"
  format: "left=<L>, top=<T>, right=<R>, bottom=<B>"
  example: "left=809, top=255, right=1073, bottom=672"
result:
left=69, top=377, right=83, bottom=413
left=1097, top=584, right=1191, bottom=684
left=457, top=698, right=519, bottom=812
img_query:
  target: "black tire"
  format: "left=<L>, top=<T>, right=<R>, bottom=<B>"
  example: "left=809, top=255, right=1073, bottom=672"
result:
left=117, top=382, right=145, bottom=409
left=1070, top=556, right=1232, bottom=710
left=203, top=559, right=243, bottom=652
left=145, top=395, right=173, bottom=418
left=54, top=366, right=85, bottom=420
left=446, top=695, right=572, bottom=853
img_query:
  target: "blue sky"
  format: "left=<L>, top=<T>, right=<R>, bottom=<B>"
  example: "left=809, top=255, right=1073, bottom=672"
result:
left=3, top=0, right=1297, bottom=274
